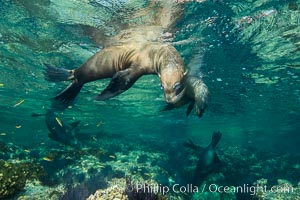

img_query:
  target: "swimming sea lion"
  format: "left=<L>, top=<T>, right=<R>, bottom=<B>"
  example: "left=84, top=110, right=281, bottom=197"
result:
left=162, top=75, right=209, bottom=117
left=184, top=131, right=222, bottom=185
left=45, top=42, right=187, bottom=105
left=45, top=110, right=80, bottom=147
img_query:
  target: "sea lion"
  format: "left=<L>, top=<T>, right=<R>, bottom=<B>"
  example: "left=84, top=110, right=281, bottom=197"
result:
left=45, top=42, right=187, bottom=105
left=45, top=110, right=80, bottom=147
left=184, top=131, right=222, bottom=185
left=162, top=75, right=209, bottom=117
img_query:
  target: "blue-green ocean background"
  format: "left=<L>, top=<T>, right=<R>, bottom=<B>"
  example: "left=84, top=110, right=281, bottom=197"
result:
left=0, top=0, right=300, bottom=199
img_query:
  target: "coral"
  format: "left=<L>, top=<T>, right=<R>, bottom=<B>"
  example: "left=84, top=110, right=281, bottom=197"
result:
left=16, top=180, right=65, bottom=200
left=125, top=178, right=167, bottom=200
left=57, top=172, right=108, bottom=200
left=87, top=185, right=128, bottom=200
left=59, top=184, right=90, bottom=200
left=0, top=160, right=46, bottom=199
left=87, top=178, right=168, bottom=200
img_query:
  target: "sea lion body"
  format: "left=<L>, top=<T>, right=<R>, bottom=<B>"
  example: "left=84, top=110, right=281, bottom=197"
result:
left=184, top=131, right=222, bottom=185
left=193, top=131, right=222, bottom=185
left=45, top=42, right=186, bottom=105
left=185, top=76, right=210, bottom=117
left=45, top=110, right=80, bottom=147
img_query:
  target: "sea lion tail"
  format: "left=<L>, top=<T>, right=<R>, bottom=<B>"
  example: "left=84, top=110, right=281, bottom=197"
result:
left=211, top=131, right=222, bottom=148
left=54, top=81, right=83, bottom=105
left=44, top=64, right=73, bottom=82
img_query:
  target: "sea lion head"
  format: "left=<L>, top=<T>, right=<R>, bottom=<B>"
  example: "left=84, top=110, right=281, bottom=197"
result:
left=194, top=82, right=210, bottom=117
left=159, top=68, right=187, bottom=104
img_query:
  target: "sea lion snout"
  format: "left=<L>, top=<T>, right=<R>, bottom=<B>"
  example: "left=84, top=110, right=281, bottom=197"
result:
left=164, top=86, right=186, bottom=104
left=159, top=67, right=186, bottom=104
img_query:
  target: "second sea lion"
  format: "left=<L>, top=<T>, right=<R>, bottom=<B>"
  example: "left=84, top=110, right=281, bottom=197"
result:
left=44, top=42, right=187, bottom=105
left=162, top=75, right=209, bottom=117
left=183, top=131, right=222, bottom=185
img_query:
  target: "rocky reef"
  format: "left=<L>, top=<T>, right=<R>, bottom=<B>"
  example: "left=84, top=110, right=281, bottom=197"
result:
left=87, top=178, right=168, bottom=200
left=0, top=159, right=46, bottom=199
left=87, top=184, right=128, bottom=200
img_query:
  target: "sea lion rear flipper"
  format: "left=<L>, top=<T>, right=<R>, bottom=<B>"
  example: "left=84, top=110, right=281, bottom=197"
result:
left=44, top=64, right=73, bottom=82
left=54, top=81, right=83, bottom=105
left=95, top=68, right=141, bottom=101
left=186, top=101, right=195, bottom=116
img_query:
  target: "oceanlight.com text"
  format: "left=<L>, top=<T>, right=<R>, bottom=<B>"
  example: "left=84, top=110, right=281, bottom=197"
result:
left=124, top=183, right=295, bottom=196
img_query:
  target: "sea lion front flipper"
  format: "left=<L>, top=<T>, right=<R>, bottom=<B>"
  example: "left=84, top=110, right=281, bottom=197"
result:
left=95, top=68, right=141, bottom=101
left=161, top=104, right=175, bottom=111
left=183, top=139, right=203, bottom=152
left=31, top=113, right=45, bottom=117
left=69, top=120, right=81, bottom=130
left=186, top=101, right=195, bottom=116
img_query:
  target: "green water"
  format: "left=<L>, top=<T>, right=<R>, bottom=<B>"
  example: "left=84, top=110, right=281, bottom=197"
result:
left=0, top=0, right=300, bottom=199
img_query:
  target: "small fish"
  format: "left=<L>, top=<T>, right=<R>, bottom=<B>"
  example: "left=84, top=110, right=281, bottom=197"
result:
left=0, top=133, right=6, bottom=136
left=15, top=125, right=22, bottom=129
left=109, top=155, right=116, bottom=159
left=55, top=117, right=63, bottom=127
left=0, top=83, right=4, bottom=87
left=24, top=149, right=31, bottom=153
left=43, top=157, right=53, bottom=162
left=92, top=136, right=97, bottom=141
left=96, top=121, right=105, bottom=127
left=13, top=99, right=25, bottom=107
left=98, top=165, right=105, bottom=169
left=144, top=173, right=151, bottom=177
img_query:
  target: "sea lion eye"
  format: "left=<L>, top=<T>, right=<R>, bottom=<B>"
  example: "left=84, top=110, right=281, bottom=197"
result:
left=173, top=82, right=181, bottom=91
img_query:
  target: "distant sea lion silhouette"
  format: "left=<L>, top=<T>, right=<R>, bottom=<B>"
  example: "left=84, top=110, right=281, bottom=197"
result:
left=184, top=131, right=222, bottom=185
left=45, top=110, right=80, bottom=147
left=44, top=42, right=187, bottom=105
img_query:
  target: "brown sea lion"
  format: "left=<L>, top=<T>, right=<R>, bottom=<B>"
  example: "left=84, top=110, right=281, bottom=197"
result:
left=162, top=76, right=209, bottom=117
left=45, top=42, right=187, bottom=105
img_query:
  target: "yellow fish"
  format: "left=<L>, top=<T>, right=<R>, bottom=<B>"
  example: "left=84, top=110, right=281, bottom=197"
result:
left=55, top=117, right=63, bottom=127
left=109, top=155, right=116, bottom=159
left=43, top=157, right=53, bottom=162
left=13, top=99, right=25, bottom=107
left=0, top=83, right=4, bottom=87
left=24, top=149, right=31, bottom=153
left=16, top=125, right=22, bottom=129
left=96, top=121, right=105, bottom=127
left=0, top=133, right=6, bottom=136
